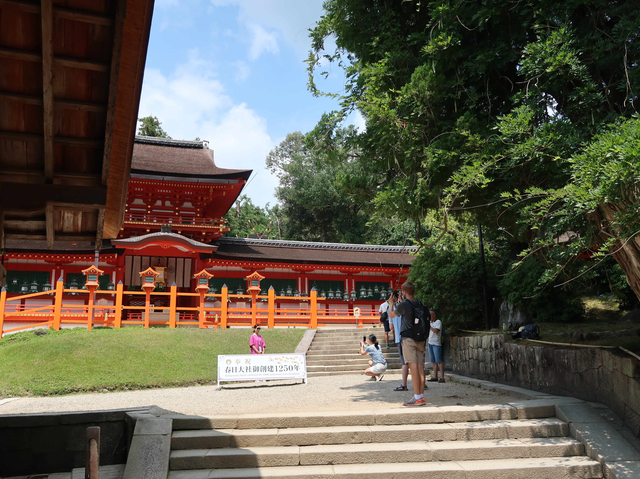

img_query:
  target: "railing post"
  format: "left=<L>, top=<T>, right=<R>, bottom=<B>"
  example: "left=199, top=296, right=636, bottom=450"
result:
left=86, top=287, right=95, bottom=331
left=53, top=277, right=64, bottom=330
left=114, top=281, right=123, bottom=328
left=0, top=287, right=7, bottom=339
left=220, top=286, right=228, bottom=329
left=198, top=289, right=206, bottom=329
left=267, top=286, right=275, bottom=329
left=85, top=426, right=100, bottom=479
left=310, top=289, right=318, bottom=329
left=169, top=282, right=177, bottom=328
left=144, top=289, right=151, bottom=329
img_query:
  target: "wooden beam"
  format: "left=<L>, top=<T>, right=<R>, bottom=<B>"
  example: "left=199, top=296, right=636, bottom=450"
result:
left=103, top=0, right=155, bottom=239
left=45, top=203, right=54, bottom=249
left=0, top=91, right=107, bottom=112
left=5, top=233, right=97, bottom=241
left=4, top=219, right=46, bottom=229
left=49, top=203, right=106, bottom=212
left=95, top=209, right=105, bottom=251
left=0, top=48, right=109, bottom=72
left=41, top=0, right=54, bottom=182
left=101, top=0, right=126, bottom=185
left=0, top=0, right=114, bottom=25
left=0, top=183, right=107, bottom=212
left=0, top=131, right=104, bottom=148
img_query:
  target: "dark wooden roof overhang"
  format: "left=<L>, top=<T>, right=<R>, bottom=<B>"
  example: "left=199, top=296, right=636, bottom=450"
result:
left=0, top=0, right=155, bottom=251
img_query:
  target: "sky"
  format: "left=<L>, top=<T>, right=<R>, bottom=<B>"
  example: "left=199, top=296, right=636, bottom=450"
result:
left=138, top=0, right=363, bottom=208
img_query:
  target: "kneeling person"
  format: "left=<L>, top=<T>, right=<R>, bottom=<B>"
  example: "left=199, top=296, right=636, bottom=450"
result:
left=360, top=334, right=387, bottom=381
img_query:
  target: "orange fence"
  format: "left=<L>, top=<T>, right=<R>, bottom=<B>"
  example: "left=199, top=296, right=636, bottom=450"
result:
left=0, top=280, right=381, bottom=338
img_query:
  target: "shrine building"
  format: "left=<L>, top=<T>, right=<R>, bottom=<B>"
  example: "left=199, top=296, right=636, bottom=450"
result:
left=1, top=136, right=415, bottom=323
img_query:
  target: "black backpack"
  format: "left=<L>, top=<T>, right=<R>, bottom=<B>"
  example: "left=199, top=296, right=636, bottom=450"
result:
left=408, top=300, right=428, bottom=342
left=520, top=324, right=541, bottom=340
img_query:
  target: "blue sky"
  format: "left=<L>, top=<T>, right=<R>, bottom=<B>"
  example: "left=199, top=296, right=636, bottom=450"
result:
left=138, top=0, right=363, bottom=208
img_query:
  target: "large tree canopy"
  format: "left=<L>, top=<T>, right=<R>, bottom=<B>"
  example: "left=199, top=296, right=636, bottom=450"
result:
left=307, top=0, right=640, bottom=301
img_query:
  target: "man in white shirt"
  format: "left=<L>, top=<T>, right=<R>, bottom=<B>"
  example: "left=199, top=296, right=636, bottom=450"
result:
left=378, top=301, right=391, bottom=348
left=427, top=310, right=445, bottom=383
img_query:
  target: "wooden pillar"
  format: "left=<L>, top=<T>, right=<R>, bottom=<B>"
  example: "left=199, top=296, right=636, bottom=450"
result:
left=144, top=289, right=151, bottom=328
left=113, top=281, right=123, bottom=328
left=86, top=285, right=96, bottom=331
left=169, top=283, right=177, bottom=328
left=267, top=287, right=275, bottom=329
left=310, top=289, right=318, bottom=329
left=220, top=286, right=228, bottom=328
left=198, top=289, right=206, bottom=329
left=0, top=287, right=6, bottom=339
left=52, top=277, right=64, bottom=330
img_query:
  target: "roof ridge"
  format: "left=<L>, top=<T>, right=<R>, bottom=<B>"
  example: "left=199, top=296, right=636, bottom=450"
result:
left=217, top=237, right=417, bottom=253
left=134, top=136, right=208, bottom=149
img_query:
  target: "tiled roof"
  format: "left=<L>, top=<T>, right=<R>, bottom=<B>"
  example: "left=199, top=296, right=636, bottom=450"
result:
left=211, top=237, right=416, bottom=267
left=131, top=136, right=252, bottom=180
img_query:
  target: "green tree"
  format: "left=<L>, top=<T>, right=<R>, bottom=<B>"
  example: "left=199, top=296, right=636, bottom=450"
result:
left=138, top=116, right=171, bottom=138
left=266, top=130, right=370, bottom=243
left=223, top=195, right=274, bottom=239
left=307, top=0, right=640, bottom=306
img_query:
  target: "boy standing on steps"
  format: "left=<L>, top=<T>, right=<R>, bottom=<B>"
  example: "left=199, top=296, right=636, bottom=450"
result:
left=427, top=310, right=445, bottom=383
left=390, top=281, right=427, bottom=406
left=388, top=291, right=409, bottom=392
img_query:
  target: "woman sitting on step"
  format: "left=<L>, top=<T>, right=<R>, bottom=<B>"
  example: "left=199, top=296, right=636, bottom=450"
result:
left=360, top=334, right=387, bottom=381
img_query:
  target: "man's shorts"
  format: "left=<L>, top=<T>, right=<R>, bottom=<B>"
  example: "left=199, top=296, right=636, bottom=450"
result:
left=382, top=320, right=391, bottom=333
left=428, top=343, right=443, bottom=363
left=401, top=337, right=425, bottom=364
left=370, top=362, right=387, bottom=374
left=397, top=340, right=405, bottom=366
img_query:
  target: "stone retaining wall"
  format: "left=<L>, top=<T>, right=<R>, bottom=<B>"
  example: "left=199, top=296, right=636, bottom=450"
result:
left=450, top=335, right=640, bottom=436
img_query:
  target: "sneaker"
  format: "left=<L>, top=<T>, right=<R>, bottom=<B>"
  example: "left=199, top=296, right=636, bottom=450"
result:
left=367, top=376, right=377, bottom=381
left=376, top=374, right=384, bottom=382
left=427, top=377, right=439, bottom=382
left=438, top=378, right=445, bottom=383
left=403, top=397, right=426, bottom=407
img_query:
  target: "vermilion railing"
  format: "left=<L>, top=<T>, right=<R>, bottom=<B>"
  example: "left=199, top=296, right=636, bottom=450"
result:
left=123, top=212, right=225, bottom=229
left=0, top=280, right=381, bottom=338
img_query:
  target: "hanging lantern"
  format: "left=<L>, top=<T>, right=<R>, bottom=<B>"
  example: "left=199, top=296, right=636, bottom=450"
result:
left=70, top=278, right=79, bottom=289
left=260, top=290, right=268, bottom=302
left=293, top=289, right=300, bottom=297
left=387, top=287, right=394, bottom=297
left=280, top=288, right=286, bottom=297
left=286, top=285, right=293, bottom=296
left=374, top=285, right=379, bottom=295
left=380, top=290, right=387, bottom=301
left=12, top=277, right=18, bottom=286
left=343, top=290, right=349, bottom=301
left=207, top=284, right=216, bottom=295
left=350, top=289, right=357, bottom=301
left=236, top=286, right=244, bottom=295
left=335, top=287, right=342, bottom=300
left=359, top=286, right=366, bottom=299
left=320, top=290, right=326, bottom=298
left=42, top=280, right=52, bottom=292
left=367, top=287, right=373, bottom=298
left=20, top=281, right=29, bottom=294
left=29, top=280, right=38, bottom=292
left=327, top=288, right=334, bottom=299
left=106, top=281, right=115, bottom=291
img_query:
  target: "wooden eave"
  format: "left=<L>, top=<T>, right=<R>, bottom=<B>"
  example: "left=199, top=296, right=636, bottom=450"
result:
left=0, top=0, right=155, bottom=250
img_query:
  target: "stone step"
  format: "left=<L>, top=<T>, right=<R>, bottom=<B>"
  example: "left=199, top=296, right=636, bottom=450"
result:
left=171, top=418, right=570, bottom=450
left=305, top=359, right=401, bottom=367
left=307, top=369, right=402, bottom=377
left=167, top=456, right=602, bottom=478
left=168, top=403, right=546, bottom=431
left=307, top=368, right=400, bottom=374
left=307, top=348, right=389, bottom=355
left=169, top=437, right=584, bottom=470
left=305, top=352, right=400, bottom=360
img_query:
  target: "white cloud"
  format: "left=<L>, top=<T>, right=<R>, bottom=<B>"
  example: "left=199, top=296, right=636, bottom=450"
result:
left=247, top=24, right=279, bottom=61
left=233, top=60, right=251, bottom=82
left=210, top=0, right=325, bottom=59
left=138, top=51, right=278, bottom=207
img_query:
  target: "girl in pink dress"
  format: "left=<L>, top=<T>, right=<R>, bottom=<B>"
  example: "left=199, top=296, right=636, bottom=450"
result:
left=250, top=325, right=266, bottom=354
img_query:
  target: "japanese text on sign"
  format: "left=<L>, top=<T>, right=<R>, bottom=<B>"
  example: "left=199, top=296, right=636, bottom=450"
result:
left=217, top=353, right=307, bottom=383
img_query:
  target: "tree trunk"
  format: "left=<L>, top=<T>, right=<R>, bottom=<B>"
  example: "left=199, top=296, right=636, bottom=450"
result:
left=593, top=201, right=640, bottom=302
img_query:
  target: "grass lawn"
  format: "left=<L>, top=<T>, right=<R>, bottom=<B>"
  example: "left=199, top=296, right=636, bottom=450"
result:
left=0, top=327, right=305, bottom=397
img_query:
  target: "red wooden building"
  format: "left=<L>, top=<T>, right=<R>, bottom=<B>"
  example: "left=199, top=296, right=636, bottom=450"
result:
left=1, top=137, right=415, bottom=324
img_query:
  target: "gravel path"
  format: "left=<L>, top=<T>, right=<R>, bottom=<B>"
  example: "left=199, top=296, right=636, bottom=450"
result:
left=0, top=373, right=515, bottom=417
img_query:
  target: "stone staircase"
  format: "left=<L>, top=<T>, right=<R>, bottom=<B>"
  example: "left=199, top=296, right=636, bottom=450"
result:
left=306, top=327, right=403, bottom=377
left=166, top=403, right=602, bottom=478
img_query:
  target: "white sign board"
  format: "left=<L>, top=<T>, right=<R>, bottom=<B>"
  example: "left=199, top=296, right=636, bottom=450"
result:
left=217, top=353, right=307, bottom=386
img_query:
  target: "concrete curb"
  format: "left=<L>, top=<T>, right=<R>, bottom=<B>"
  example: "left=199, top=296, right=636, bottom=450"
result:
left=294, top=329, right=316, bottom=355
